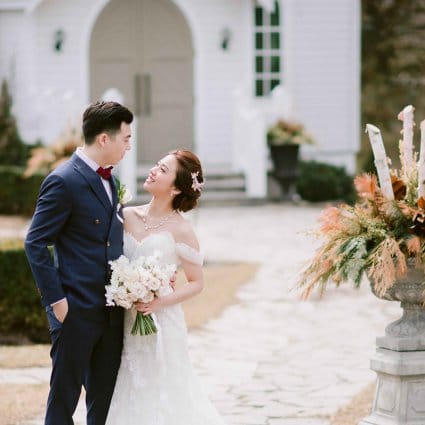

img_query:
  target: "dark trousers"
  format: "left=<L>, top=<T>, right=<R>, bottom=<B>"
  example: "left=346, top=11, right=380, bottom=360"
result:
left=45, top=306, right=123, bottom=425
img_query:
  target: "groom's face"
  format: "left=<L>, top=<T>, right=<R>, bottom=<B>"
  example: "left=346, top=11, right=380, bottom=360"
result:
left=104, top=122, right=132, bottom=165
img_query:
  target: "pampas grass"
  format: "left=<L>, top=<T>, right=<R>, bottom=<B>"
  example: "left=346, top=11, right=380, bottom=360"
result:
left=298, top=127, right=425, bottom=299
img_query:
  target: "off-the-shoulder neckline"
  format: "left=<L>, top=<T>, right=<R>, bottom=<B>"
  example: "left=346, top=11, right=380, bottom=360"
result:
left=124, top=230, right=201, bottom=254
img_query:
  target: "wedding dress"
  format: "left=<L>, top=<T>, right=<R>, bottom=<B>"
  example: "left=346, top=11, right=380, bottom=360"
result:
left=106, top=231, right=226, bottom=425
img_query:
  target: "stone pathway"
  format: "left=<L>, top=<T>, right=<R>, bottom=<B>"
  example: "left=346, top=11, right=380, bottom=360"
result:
left=0, top=204, right=400, bottom=424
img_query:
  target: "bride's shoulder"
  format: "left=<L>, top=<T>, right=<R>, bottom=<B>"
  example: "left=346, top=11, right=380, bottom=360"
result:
left=123, top=204, right=148, bottom=220
left=123, top=205, right=149, bottom=234
left=171, top=213, right=200, bottom=250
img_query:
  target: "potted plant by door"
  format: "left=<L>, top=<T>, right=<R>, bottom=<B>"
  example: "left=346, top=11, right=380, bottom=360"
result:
left=267, top=119, right=315, bottom=198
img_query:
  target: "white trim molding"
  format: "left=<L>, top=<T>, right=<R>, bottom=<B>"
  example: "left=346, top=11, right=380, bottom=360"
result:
left=0, top=1, right=27, bottom=10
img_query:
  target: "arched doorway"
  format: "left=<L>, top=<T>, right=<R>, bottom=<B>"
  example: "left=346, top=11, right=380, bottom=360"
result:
left=90, top=0, right=194, bottom=163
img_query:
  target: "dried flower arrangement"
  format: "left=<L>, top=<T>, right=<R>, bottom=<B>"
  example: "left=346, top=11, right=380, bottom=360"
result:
left=24, top=126, right=83, bottom=177
left=298, top=106, right=425, bottom=299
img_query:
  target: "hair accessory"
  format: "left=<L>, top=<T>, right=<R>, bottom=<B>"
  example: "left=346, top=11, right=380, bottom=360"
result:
left=191, top=171, right=205, bottom=192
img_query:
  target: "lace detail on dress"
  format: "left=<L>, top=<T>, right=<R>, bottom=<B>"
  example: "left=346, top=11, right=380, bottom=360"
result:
left=176, top=242, right=204, bottom=266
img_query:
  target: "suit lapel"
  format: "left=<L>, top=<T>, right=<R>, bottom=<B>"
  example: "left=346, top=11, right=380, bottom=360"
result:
left=110, top=175, right=118, bottom=210
left=71, top=154, right=112, bottom=212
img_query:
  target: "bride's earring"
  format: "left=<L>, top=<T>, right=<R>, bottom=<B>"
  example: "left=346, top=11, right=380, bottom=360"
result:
left=170, top=187, right=181, bottom=197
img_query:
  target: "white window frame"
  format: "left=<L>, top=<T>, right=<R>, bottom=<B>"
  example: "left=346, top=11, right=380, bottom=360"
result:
left=253, top=0, right=282, bottom=97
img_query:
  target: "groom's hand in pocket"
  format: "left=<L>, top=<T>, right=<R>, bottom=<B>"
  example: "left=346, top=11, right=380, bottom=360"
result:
left=52, top=298, right=69, bottom=323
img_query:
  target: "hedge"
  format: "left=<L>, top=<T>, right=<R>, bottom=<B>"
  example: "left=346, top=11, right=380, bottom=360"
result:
left=296, top=160, right=356, bottom=204
left=0, top=240, right=49, bottom=343
left=0, top=166, right=45, bottom=215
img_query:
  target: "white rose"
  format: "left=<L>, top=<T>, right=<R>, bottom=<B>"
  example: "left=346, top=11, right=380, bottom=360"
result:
left=147, top=277, right=161, bottom=291
left=121, top=188, right=133, bottom=204
left=141, top=291, right=154, bottom=303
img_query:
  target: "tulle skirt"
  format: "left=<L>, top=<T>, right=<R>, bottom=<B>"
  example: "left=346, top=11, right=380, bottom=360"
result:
left=106, top=305, right=226, bottom=425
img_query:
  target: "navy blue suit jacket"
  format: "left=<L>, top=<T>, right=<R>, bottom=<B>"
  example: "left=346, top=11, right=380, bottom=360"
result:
left=25, top=153, right=124, bottom=312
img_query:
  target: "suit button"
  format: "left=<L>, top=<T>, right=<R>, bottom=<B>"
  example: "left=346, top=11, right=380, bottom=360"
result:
left=94, top=219, right=100, bottom=224
left=106, top=241, right=111, bottom=247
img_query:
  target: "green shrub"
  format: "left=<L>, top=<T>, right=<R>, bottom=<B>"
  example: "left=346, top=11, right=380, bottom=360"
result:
left=0, top=166, right=45, bottom=215
left=0, top=242, right=49, bottom=343
left=0, top=80, right=29, bottom=166
left=297, top=160, right=355, bottom=203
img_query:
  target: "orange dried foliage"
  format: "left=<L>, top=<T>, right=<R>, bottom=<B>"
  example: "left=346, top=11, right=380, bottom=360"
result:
left=369, top=237, right=407, bottom=297
left=319, top=207, right=342, bottom=233
left=354, top=173, right=377, bottom=199
left=391, top=174, right=407, bottom=200
left=406, top=236, right=421, bottom=255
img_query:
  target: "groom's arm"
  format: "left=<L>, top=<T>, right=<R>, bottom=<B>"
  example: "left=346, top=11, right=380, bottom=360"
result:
left=25, top=174, right=72, bottom=307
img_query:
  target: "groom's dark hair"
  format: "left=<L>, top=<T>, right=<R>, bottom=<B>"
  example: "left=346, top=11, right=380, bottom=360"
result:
left=82, top=101, right=133, bottom=145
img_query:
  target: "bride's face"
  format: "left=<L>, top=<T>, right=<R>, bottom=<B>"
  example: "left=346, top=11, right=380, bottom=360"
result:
left=144, top=154, right=179, bottom=196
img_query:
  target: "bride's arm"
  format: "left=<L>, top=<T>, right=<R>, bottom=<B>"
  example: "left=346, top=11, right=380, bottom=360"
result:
left=135, top=228, right=204, bottom=315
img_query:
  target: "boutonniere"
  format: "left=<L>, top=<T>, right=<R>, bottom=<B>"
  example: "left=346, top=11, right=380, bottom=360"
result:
left=115, top=177, right=133, bottom=211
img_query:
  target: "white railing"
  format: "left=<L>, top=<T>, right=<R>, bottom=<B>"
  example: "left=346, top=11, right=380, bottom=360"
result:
left=232, top=84, right=293, bottom=198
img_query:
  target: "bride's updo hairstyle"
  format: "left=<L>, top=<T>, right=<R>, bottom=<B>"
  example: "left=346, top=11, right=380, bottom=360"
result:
left=170, top=150, right=204, bottom=212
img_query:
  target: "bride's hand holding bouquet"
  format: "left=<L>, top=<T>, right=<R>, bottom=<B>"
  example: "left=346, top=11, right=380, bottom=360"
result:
left=134, top=296, right=167, bottom=316
left=105, top=251, right=176, bottom=335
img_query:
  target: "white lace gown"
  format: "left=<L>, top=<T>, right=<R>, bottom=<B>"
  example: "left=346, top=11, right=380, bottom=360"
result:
left=106, top=231, right=226, bottom=425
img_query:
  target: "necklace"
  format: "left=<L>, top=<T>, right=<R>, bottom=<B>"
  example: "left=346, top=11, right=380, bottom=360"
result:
left=141, top=206, right=176, bottom=231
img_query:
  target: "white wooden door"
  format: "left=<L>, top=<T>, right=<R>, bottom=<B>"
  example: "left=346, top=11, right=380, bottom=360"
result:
left=90, top=0, right=194, bottom=163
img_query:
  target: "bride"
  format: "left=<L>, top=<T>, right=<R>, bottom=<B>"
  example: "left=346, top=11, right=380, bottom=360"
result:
left=106, top=150, right=226, bottom=425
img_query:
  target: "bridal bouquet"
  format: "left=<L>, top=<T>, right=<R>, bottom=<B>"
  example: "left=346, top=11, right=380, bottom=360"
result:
left=105, top=252, right=176, bottom=335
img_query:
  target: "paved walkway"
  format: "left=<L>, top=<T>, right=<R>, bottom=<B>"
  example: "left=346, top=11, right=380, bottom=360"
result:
left=0, top=204, right=400, bottom=425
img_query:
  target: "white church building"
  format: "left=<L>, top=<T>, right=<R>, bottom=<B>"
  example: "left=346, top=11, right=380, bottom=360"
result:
left=0, top=0, right=360, bottom=199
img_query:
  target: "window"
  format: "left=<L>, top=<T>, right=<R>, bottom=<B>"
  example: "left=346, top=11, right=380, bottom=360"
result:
left=254, top=1, right=281, bottom=97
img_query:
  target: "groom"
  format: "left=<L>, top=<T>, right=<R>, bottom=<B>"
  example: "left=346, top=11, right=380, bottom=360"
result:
left=25, top=101, right=133, bottom=425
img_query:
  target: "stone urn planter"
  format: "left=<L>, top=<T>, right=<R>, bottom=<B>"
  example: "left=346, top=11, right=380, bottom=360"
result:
left=295, top=106, right=425, bottom=425
left=371, top=265, right=425, bottom=348
left=269, top=144, right=300, bottom=198
left=266, top=119, right=315, bottom=200
left=360, top=264, right=425, bottom=425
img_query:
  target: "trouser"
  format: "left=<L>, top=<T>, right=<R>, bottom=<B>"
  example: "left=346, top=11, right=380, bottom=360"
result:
left=44, top=305, right=123, bottom=425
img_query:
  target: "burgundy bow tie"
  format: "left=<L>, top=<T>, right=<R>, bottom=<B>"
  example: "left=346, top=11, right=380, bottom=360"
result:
left=96, top=166, right=113, bottom=180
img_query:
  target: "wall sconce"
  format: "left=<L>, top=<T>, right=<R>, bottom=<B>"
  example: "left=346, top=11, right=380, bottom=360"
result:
left=220, top=27, right=231, bottom=51
left=54, top=29, right=65, bottom=53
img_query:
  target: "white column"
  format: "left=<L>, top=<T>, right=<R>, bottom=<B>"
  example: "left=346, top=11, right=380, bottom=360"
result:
left=101, top=88, right=138, bottom=198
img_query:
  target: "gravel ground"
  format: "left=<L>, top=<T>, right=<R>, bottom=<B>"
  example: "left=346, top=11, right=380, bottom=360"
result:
left=330, top=382, right=374, bottom=425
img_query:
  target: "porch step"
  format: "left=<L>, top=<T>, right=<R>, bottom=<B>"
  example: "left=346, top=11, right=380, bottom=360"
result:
left=135, top=166, right=258, bottom=205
